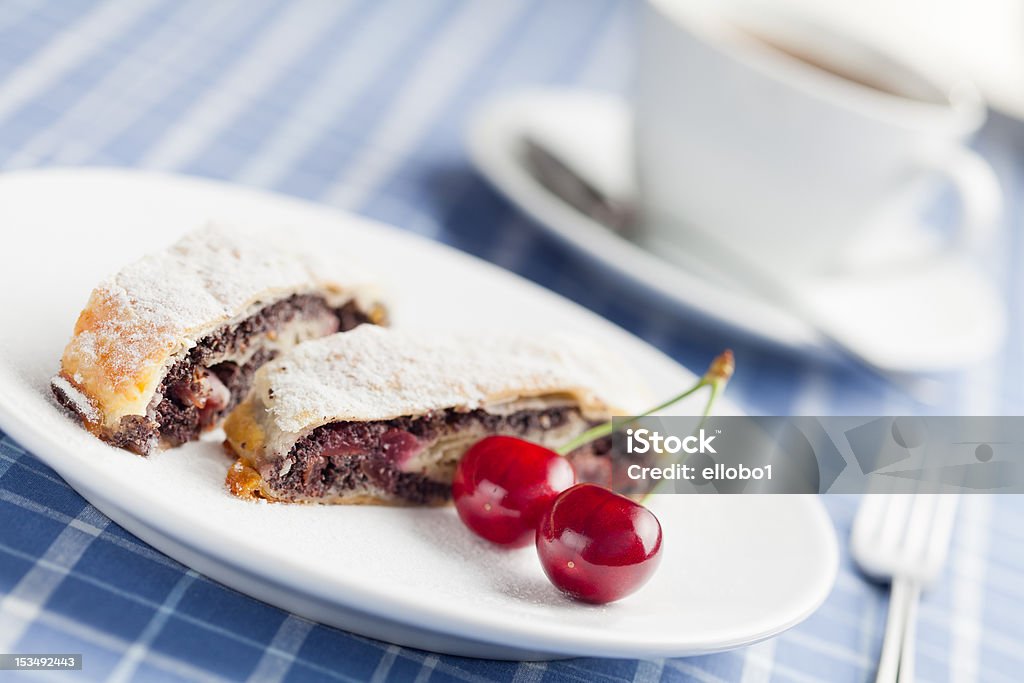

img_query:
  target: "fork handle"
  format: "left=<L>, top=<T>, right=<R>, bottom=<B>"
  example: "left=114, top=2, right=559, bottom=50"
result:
left=876, top=577, right=913, bottom=683
left=897, top=582, right=921, bottom=683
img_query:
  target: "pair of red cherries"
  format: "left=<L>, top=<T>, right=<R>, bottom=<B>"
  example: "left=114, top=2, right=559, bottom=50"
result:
left=450, top=349, right=735, bottom=604
left=452, top=436, right=662, bottom=604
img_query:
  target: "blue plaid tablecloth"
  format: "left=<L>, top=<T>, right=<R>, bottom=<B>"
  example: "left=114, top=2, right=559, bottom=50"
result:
left=1, top=1, right=1022, bottom=681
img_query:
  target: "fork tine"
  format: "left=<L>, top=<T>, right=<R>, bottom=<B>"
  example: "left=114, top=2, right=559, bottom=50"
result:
left=923, top=495, right=959, bottom=584
left=902, top=494, right=938, bottom=577
left=852, top=494, right=889, bottom=552
left=879, top=494, right=912, bottom=550
left=852, top=494, right=902, bottom=580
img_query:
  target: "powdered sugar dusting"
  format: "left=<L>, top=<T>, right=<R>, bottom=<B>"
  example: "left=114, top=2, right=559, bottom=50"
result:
left=106, top=222, right=372, bottom=346
left=253, top=326, right=643, bottom=436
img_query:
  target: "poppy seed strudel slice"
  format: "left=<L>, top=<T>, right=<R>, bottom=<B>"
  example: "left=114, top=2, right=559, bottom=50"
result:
left=223, top=326, right=645, bottom=505
left=52, top=223, right=387, bottom=455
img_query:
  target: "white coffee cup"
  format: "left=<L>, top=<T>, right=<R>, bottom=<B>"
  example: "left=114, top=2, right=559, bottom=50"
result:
left=635, top=0, right=1001, bottom=277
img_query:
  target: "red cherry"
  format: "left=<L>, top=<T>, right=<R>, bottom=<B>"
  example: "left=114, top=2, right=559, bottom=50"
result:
left=536, top=483, right=662, bottom=604
left=452, top=436, right=575, bottom=548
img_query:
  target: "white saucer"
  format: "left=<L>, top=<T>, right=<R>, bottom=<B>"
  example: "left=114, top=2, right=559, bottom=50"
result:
left=466, top=88, right=1006, bottom=371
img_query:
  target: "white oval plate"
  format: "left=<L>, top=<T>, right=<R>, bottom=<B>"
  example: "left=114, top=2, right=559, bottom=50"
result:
left=0, top=168, right=838, bottom=660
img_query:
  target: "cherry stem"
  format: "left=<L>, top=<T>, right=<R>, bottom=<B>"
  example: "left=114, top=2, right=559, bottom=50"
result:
left=556, top=349, right=734, bottom=456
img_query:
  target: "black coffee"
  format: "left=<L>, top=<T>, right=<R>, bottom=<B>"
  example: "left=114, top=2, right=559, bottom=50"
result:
left=737, top=25, right=948, bottom=105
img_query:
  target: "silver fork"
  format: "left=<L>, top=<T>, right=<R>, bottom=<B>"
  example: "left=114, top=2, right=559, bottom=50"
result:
left=851, top=493, right=960, bottom=683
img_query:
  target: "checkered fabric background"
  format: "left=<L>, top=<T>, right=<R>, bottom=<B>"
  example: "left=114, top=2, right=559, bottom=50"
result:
left=0, top=1, right=1022, bottom=681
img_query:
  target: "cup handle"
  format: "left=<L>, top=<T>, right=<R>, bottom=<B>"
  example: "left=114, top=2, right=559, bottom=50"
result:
left=918, top=146, right=1002, bottom=253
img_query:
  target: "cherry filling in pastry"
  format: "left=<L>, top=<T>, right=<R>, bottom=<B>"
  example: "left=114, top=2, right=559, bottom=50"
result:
left=229, top=405, right=615, bottom=505
left=55, top=294, right=375, bottom=454
left=223, top=326, right=647, bottom=505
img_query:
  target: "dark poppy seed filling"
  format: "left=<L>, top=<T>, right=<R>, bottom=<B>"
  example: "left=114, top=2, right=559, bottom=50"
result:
left=267, top=406, right=616, bottom=504
left=61, top=294, right=376, bottom=454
